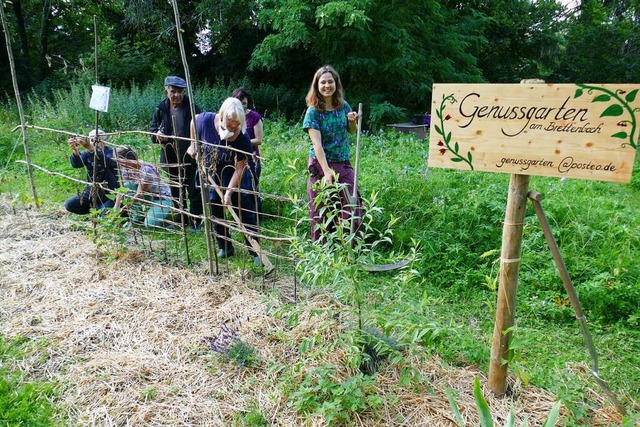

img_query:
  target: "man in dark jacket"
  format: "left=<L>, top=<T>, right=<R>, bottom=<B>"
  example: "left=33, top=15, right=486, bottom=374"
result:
left=149, top=76, right=203, bottom=229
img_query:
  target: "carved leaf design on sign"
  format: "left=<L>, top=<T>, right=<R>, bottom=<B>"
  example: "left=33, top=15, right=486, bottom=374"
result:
left=575, top=84, right=638, bottom=149
left=434, top=94, right=475, bottom=170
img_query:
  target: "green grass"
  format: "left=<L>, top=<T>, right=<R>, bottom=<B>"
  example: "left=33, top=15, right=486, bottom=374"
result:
left=1, top=82, right=639, bottom=424
left=0, top=336, right=58, bottom=426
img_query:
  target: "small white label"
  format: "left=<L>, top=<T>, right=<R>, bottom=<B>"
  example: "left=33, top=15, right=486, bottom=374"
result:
left=89, top=85, right=110, bottom=112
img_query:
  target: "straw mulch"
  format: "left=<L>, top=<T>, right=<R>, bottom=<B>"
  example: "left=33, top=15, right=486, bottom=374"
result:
left=0, top=200, right=624, bottom=426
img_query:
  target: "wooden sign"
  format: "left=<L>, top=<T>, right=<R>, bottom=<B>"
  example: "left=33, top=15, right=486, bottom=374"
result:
left=428, top=83, right=639, bottom=183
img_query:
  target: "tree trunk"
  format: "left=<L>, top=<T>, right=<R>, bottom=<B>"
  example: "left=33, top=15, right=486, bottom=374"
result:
left=38, top=0, right=52, bottom=81
left=11, top=0, right=30, bottom=56
left=10, top=0, right=33, bottom=88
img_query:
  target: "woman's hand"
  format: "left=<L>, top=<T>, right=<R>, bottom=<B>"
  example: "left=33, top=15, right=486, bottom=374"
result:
left=322, top=168, right=335, bottom=185
left=187, top=143, right=197, bottom=158
left=68, top=138, right=80, bottom=155
left=69, top=136, right=92, bottom=152
left=78, top=137, right=93, bottom=151
left=223, top=189, right=233, bottom=206
left=347, top=111, right=358, bottom=133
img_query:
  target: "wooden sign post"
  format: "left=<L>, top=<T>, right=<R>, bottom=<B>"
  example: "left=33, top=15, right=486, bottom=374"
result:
left=488, top=173, right=529, bottom=395
left=429, top=83, right=638, bottom=395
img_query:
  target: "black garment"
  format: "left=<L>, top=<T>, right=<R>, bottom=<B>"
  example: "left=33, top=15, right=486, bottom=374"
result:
left=65, top=195, right=115, bottom=215
left=149, top=96, right=203, bottom=226
left=64, top=147, right=119, bottom=215
left=196, top=112, right=258, bottom=254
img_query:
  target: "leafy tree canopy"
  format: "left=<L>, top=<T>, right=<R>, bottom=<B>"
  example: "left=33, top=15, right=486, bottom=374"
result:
left=1, top=0, right=639, bottom=126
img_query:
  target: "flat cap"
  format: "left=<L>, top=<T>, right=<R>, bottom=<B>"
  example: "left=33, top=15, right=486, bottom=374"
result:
left=88, top=129, right=107, bottom=141
left=164, top=76, right=187, bottom=88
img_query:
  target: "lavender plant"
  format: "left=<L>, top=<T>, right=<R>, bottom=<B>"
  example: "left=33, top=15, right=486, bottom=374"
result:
left=203, top=322, right=256, bottom=368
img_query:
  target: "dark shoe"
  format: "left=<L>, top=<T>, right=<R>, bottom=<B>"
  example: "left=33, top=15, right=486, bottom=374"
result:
left=218, top=246, right=235, bottom=259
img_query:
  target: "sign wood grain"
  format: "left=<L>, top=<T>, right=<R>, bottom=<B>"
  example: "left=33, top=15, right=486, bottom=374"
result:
left=428, top=83, right=639, bottom=182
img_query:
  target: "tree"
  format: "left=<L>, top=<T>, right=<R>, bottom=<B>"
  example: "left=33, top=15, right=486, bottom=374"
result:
left=553, top=0, right=640, bottom=83
left=250, top=0, right=487, bottom=126
left=0, top=0, right=133, bottom=94
left=469, top=0, right=564, bottom=83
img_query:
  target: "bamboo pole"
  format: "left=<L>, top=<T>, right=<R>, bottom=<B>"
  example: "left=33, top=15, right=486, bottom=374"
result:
left=91, top=16, right=100, bottom=228
left=488, top=173, right=530, bottom=395
left=0, top=2, right=40, bottom=206
left=350, top=103, right=363, bottom=234
left=170, top=0, right=216, bottom=275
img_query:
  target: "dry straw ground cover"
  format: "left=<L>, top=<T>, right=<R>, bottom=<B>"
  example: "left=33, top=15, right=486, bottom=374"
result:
left=0, top=199, right=622, bottom=426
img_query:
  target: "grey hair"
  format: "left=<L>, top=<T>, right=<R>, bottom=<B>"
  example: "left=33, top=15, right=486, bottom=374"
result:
left=218, top=97, right=246, bottom=133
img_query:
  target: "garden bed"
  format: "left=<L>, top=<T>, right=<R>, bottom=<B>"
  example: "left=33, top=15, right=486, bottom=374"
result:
left=0, top=199, right=623, bottom=426
left=386, top=122, right=429, bottom=140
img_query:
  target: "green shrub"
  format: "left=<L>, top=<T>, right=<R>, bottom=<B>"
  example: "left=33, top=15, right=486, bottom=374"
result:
left=288, top=364, right=383, bottom=426
left=577, top=272, right=640, bottom=325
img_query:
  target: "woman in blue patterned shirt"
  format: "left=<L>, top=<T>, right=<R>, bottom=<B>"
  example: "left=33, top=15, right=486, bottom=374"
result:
left=303, top=65, right=361, bottom=242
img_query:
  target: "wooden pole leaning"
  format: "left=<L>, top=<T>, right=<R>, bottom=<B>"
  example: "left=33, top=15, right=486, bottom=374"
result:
left=528, top=191, right=627, bottom=415
left=91, top=16, right=101, bottom=212
left=1, top=2, right=40, bottom=207
left=350, top=103, right=363, bottom=234
left=206, top=174, right=275, bottom=274
left=488, top=173, right=530, bottom=395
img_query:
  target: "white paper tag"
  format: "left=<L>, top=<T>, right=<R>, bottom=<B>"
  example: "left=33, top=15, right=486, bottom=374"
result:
left=89, top=85, right=110, bottom=112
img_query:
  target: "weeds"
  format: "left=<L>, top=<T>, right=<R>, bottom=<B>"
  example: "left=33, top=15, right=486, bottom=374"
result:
left=86, top=201, right=129, bottom=261
left=232, top=405, right=269, bottom=427
left=358, top=327, right=400, bottom=376
left=287, top=363, right=383, bottom=426
left=446, top=377, right=562, bottom=427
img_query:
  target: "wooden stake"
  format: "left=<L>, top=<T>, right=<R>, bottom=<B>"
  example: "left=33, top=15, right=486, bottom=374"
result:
left=488, top=173, right=530, bottom=395
left=350, top=103, right=363, bottom=234
left=170, top=0, right=216, bottom=274
left=1, top=2, right=39, bottom=206
left=528, top=191, right=627, bottom=415
left=207, top=175, right=274, bottom=273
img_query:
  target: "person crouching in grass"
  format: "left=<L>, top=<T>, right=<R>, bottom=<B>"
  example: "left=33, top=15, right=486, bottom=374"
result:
left=64, top=129, right=120, bottom=215
left=115, top=146, right=174, bottom=229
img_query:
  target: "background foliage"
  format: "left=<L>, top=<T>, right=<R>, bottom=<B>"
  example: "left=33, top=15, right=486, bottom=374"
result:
left=1, top=0, right=639, bottom=127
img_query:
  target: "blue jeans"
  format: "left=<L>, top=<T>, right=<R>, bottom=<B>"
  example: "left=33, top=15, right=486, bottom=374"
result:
left=123, top=182, right=172, bottom=228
